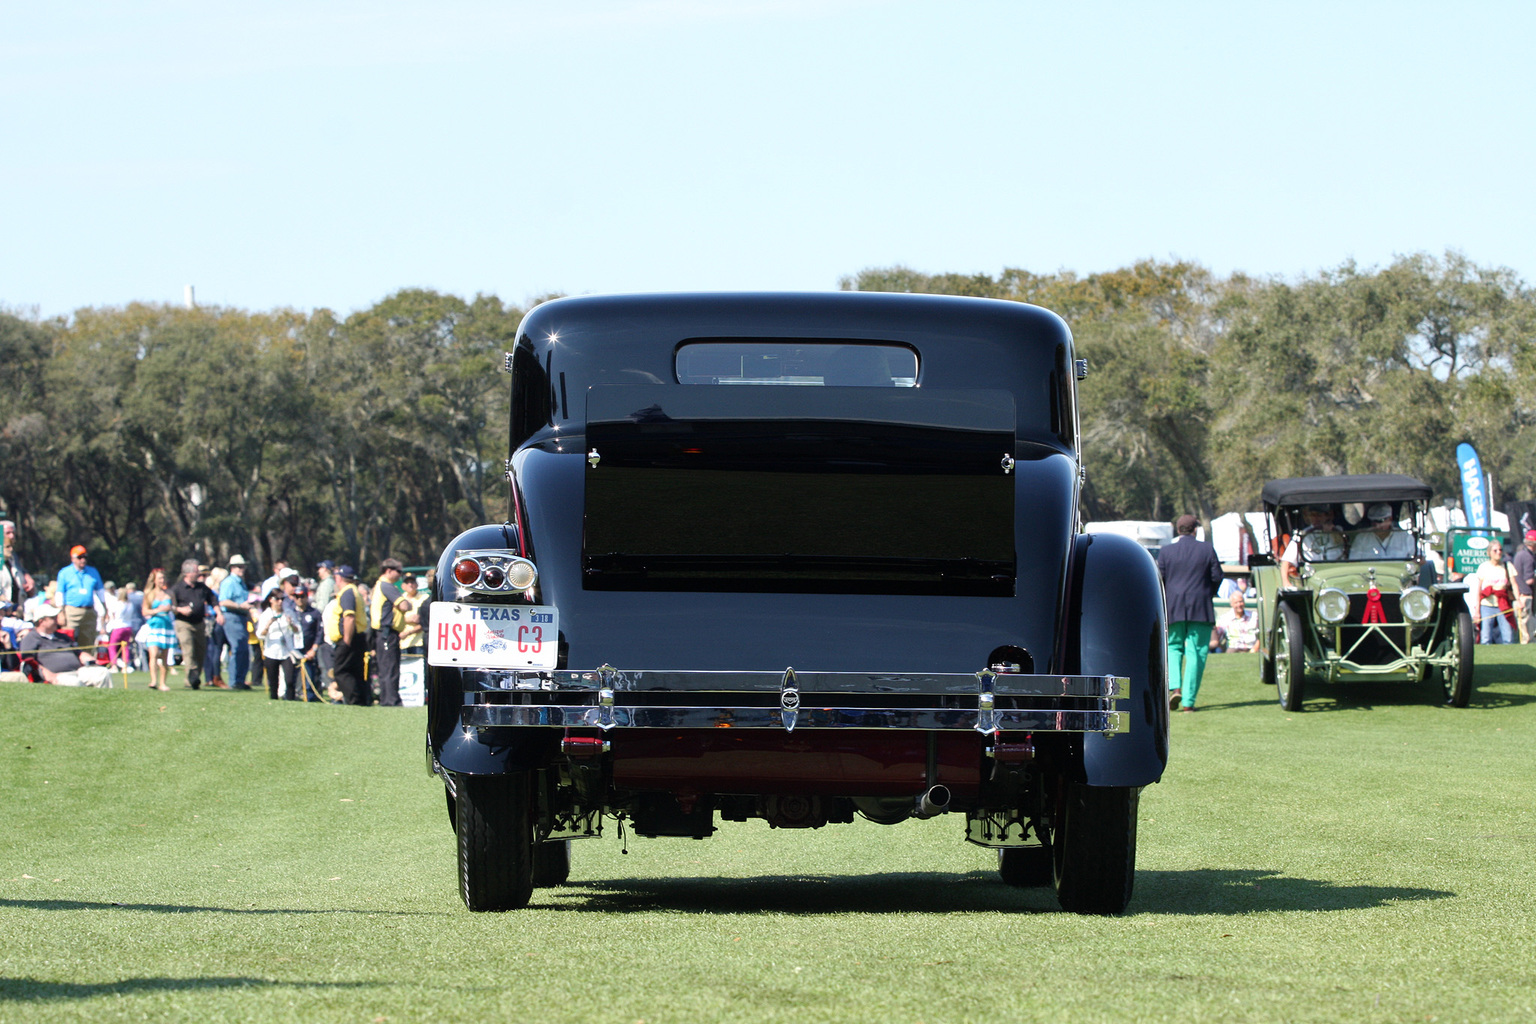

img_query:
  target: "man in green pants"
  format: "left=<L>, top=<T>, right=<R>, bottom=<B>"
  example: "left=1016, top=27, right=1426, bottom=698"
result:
left=1157, top=514, right=1224, bottom=712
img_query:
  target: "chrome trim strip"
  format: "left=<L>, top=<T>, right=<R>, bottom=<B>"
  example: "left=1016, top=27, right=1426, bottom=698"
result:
left=460, top=668, right=1127, bottom=698
left=462, top=704, right=1127, bottom=734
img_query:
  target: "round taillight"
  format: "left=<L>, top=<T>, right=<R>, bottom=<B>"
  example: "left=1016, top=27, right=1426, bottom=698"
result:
left=482, top=565, right=507, bottom=589
left=452, top=557, right=481, bottom=586
left=506, top=559, right=538, bottom=590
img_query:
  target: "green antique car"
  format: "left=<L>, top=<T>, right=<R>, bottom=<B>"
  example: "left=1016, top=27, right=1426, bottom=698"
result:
left=1250, top=474, right=1474, bottom=711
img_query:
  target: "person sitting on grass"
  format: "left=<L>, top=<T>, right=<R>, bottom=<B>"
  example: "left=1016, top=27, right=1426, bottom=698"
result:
left=1214, top=592, right=1259, bottom=653
left=18, top=603, right=112, bottom=687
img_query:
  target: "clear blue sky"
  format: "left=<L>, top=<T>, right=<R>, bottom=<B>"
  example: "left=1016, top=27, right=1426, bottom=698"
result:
left=4, top=1, right=1532, bottom=318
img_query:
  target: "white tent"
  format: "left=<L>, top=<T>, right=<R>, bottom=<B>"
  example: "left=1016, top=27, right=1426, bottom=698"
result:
left=1209, top=511, right=1273, bottom=564
left=1083, top=520, right=1175, bottom=557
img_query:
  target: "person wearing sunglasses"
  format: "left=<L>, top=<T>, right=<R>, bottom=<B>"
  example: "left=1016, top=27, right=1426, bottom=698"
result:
left=1351, top=502, right=1416, bottom=561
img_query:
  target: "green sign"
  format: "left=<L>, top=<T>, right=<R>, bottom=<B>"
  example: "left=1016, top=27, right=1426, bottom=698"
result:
left=1444, top=528, right=1507, bottom=576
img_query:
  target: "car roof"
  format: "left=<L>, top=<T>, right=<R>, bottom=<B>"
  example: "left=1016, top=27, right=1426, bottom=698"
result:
left=1260, top=473, right=1433, bottom=507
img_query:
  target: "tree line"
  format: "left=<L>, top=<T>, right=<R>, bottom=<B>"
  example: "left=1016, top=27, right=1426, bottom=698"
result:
left=3, top=251, right=1532, bottom=586
left=1, top=289, right=525, bottom=588
left=843, top=251, right=1536, bottom=525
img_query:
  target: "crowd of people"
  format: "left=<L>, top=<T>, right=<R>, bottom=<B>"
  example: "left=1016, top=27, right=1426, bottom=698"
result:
left=0, top=523, right=429, bottom=706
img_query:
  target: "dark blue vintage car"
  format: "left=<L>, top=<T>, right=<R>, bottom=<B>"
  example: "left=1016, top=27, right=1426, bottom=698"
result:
left=425, top=292, right=1168, bottom=914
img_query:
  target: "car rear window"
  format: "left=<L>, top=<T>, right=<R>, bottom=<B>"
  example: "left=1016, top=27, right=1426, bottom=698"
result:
left=676, top=340, right=918, bottom=387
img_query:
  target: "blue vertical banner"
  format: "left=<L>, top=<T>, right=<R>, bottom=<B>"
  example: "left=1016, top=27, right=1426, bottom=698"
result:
left=1457, top=441, right=1489, bottom=529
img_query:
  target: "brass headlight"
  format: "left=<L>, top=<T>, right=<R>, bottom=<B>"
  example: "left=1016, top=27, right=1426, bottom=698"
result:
left=1316, top=588, right=1350, bottom=624
left=1400, top=586, right=1436, bottom=624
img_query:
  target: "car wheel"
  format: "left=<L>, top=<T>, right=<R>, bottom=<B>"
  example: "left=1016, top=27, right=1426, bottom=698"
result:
left=1052, top=782, right=1138, bottom=915
left=455, top=773, right=535, bottom=912
left=532, top=840, right=573, bottom=887
left=1276, top=604, right=1306, bottom=712
left=1442, top=608, right=1475, bottom=708
left=997, top=845, right=1053, bottom=887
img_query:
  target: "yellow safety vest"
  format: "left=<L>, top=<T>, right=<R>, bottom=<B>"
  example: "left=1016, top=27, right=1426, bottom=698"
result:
left=370, top=577, right=406, bottom=632
left=324, top=582, right=359, bottom=644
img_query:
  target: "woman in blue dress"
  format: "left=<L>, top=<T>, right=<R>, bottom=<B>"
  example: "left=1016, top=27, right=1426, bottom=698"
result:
left=140, top=568, right=175, bottom=691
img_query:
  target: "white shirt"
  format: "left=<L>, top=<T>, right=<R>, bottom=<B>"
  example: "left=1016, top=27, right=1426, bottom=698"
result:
left=1282, top=527, right=1345, bottom=567
left=1473, top=560, right=1515, bottom=609
left=256, top=607, right=300, bottom=660
left=1220, top=608, right=1258, bottom=651
left=1351, top=529, right=1417, bottom=561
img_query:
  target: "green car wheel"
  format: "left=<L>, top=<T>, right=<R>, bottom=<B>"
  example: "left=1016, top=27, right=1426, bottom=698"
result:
left=1440, top=608, right=1475, bottom=708
left=1276, top=604, right=1306, bottom=712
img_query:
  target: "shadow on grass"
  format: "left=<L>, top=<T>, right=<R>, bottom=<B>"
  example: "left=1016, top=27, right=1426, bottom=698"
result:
left=542, top=867, right=1453, bottom=916
left=0, top=897, right=432, bottom=917
left=0, top=976, right=373, bottom=1001
left=1191, top=698, right=1277, bottom=711
left=1263, top=665, right=1536, bottom=713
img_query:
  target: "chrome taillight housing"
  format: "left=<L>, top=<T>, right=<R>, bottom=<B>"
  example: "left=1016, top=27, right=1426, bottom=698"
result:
left=451, top=550, right=538, bottom=595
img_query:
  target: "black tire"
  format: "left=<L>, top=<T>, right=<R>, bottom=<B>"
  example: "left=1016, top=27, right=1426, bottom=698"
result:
left=532, top=840, right=572, bottom=887
left=997, top=845, right=1053, bottom=888
left=1441, top=608, right=1475, bottom=708
left=455, top=773, right=535, bottom=912
left=1276, top=604, right=1306, bottom=712
left=1052, top=783, right=1138, bottom=915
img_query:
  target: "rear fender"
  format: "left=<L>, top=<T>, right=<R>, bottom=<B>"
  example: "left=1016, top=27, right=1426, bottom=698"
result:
left=1067, top=533, right=1169, bottom=787
left=427, top=523, right=558, bottom=776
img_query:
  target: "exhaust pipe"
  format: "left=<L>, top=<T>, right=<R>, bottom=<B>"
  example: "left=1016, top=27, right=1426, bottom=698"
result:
left=914, top=784, right=951, bottom=819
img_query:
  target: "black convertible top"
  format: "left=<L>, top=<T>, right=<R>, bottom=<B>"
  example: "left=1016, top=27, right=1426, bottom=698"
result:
left=1261, top=473, right=1433, bottom=507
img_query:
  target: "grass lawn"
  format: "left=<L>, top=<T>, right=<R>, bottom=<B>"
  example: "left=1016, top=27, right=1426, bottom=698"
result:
left=2, top=647, right=1534, bottom=1022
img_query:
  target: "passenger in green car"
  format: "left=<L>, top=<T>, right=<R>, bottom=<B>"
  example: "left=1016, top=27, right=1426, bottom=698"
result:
left=1351, top=503, right=1417, bottom=560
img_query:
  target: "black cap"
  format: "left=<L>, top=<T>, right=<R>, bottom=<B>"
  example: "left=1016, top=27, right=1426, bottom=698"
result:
left=335, top=564, right=357, bottom=580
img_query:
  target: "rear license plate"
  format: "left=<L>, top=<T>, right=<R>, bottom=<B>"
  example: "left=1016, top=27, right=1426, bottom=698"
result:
left=427, top=602, right=559, bottom=670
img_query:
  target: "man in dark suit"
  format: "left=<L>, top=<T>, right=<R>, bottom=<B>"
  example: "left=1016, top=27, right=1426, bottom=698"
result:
left=1157, top=514, right=1225, bottom=712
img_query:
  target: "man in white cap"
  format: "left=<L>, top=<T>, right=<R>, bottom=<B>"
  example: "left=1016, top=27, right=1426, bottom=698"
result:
left=19, top=604, right=112, bottom=686
left=1351, top=503, right=1416, bottom=561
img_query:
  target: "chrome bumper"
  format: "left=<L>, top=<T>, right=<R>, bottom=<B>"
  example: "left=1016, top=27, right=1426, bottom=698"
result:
left=458, top=668, right=1130, bottom=735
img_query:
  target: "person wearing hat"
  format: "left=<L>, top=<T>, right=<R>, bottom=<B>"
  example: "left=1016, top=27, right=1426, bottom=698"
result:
left=369, top=558, right=406, bottom=706
left=216, top=555, right=259, bottom=690
left=1512, top=529, right=1536, bottom=644
left=1351, top=503, right=1416, bottom=561
left=56, top=544, right=107, bottom=652
left=18, top=603, right=112, bottom=687
left=1157, top=514, right=1224, bottom=713
left=323, top=564, right=370, bottom=704
left=1280, top=505, right=1346, bottom=588
left=291, top=584, right=325, bottom=700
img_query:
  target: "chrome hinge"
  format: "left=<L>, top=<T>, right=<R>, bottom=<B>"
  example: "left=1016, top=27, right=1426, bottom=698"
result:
left=780, top=667, right=800, bottom=733
left=1000, top=454, right=1015, bottom=475
left=975, top=668, right=999, bottom=735
left=587, top=449, right=601, bottom=468
left=502, top=352, right=514, bottom=373
left=1075, top=358, right=1088, bottom=381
